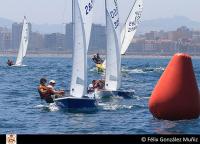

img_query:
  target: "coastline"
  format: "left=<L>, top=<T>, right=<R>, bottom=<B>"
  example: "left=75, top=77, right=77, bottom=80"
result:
left=1, top=52, right=200, bottom=59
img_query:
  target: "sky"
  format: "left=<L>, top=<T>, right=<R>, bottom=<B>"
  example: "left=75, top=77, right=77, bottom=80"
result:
left=0, top=0, right=200, bottom=24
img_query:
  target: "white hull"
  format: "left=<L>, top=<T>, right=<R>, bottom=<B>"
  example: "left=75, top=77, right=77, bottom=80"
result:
left=12, top=64, right=27, bottom=67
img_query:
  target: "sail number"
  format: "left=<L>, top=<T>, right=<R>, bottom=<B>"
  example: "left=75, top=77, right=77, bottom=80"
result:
left=85, top=0, right=94, bottom=15
left=128, top=11, right=142, bottom=32
left=109, top=0, right=119, bottom=29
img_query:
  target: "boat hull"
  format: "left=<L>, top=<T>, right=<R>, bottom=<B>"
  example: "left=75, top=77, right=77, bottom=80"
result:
left=54, top=96, right=98, bottom=112
left=12, top=64, right=27, bottom=67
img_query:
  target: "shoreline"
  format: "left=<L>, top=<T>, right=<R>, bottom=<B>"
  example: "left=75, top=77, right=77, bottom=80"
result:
left=1, top=52, right=200, bottom=59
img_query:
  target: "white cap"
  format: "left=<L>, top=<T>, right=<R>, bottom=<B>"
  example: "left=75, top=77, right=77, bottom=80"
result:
left=49, top=80, right=56, bottom=84
left=89, top=84, right=93, bottom=88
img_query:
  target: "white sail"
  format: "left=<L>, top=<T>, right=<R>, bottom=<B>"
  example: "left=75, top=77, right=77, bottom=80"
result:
left=70, top=0, right=94, bottom=98
left=105, top=0, right=121, bottom=90
left=121, top=0, right=143, bottom=55
left=102, top=0, right=143, bottom=68
left=15, top=16, right=29, bottom=66
left=78, top=0, right=94, bottom=51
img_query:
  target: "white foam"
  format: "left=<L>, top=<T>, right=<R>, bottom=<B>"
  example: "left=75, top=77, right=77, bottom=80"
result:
left=34, top=103, right=59, bottom=112
left=98, top=103, right=133, bottom=111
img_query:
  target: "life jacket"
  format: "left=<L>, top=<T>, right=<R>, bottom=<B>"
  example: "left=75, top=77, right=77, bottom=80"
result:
left=38, top=85, right=53, bottom=99
left=7, top=61, right=13, bottom=66
left=99, top=80, right=105, bottom=89
left=38, top=85, right=55, bottom=103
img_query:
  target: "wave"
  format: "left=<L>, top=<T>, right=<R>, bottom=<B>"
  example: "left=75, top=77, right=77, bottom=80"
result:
left=34, top=103, right=59, bottom=112
left=122, top=66, right=165, bottom=74
left=98, top=103, right=133, bottom=111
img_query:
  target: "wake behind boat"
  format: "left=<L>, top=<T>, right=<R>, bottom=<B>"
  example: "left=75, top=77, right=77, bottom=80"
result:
left=94, top=90, right=135, bottom=100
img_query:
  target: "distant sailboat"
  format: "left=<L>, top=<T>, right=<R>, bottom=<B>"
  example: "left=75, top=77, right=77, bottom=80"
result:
left=100, top=0, right=143, bottom=69
left=55, top=0, right=97, bottom=111
left=14, top=16, right=30, bottom=67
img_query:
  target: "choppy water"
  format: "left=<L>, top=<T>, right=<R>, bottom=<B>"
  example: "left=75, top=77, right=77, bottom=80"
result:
left=0, top=56, right=200, bottom=134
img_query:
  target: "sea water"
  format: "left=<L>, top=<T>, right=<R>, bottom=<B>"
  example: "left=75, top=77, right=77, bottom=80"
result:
left=0, top=56, right=200, bottom=134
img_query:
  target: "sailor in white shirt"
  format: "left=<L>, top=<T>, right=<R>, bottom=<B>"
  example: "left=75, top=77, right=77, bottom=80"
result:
left=47, top=80, right=56, bottom=91
left=47, top=80, right=65, bottom=98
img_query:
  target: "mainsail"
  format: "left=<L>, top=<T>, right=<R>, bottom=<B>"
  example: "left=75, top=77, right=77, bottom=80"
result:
left=102, top=0, right=143, bottom=67
left=70, top=0, right=94, bottom=98
left=105, top=0, right=121, bottom=90
left=15, top=16, right=29, bottom=66
left=121, top=0, right=143, bottom=55
left=78, top=0, right=94, bottom=51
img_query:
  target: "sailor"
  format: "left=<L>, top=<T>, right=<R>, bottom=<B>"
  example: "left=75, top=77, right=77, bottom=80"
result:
left=92, top=53, right=104, bottom=64
left=87, top=83, right=94, bottom=93
left=47, top=80, right=65, bottom=98
left=38, top=78, right=54, bottom=103
left=96, top=53, right=104, bottom=64
left=7, top=59, right=14, bottom=66
left=92, top=79, right=105, bottom=91
left=92, top=54, right=98, bottom=64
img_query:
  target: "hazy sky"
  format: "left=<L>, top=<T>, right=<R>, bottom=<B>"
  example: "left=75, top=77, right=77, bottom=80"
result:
left=0, top=0, right=200, bottom=24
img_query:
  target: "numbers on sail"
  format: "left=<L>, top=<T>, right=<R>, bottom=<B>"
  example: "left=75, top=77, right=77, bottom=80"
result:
left=109, top=0, right=119, bottom=29
left=128, top=10, right=142, bottom=32
left=110, top=8, right=118, bottom=19
left=114, top=18, right=119, bottom=29
left=85, top=0, right=94, bottom=15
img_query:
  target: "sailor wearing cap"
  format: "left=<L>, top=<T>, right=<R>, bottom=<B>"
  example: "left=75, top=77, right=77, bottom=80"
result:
left=47, top=80, right=65, bottom=98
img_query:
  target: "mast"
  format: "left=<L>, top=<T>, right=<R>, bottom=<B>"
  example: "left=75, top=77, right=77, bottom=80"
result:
left=72, top=0, right=75, bottom=55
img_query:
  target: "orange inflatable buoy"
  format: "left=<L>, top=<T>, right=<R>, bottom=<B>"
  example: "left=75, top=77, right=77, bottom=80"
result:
left=149, top=53, right=200, bottom=120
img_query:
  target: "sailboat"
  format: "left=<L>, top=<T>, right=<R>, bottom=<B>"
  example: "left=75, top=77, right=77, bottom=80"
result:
left=55, top=0, right=97, bottom=111
left=95, top=0, right=143, bottom=99
left=13, top=16, right=30, bottom=67
left=98, top=0, right=144, bottom=71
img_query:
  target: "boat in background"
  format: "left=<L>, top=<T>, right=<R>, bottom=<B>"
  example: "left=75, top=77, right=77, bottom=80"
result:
left=55, top=0, right=98, bottom=112
left=13, top=16, right=30, bottom=67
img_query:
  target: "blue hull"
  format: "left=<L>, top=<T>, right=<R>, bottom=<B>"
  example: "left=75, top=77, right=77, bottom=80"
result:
left=55, top=97, right=98, bottom=112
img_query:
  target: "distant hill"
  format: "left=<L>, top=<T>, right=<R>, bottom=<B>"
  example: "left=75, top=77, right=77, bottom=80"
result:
left=137, top=16, right=200, bottom=34
left=1, top=16, right=200, bottom=34
left=0, top=17, right=64, bottom=34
